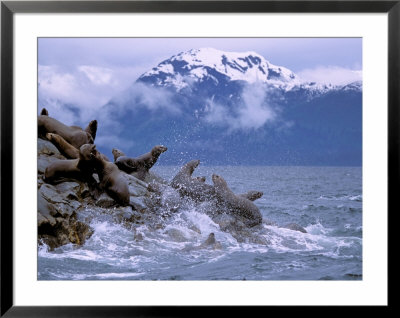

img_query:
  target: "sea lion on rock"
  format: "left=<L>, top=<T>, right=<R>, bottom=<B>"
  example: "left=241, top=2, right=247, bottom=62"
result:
left=38, top=109, right=97, bottom=148
left=237, top=190, right=263, bottom=201
left=170, top=160, right=216, bottom=202
left=44, top=144, right=97, bottom=184
left=92, top=148, right=130, bottom=206
left=46, top=133, right=80, bottom=159
left=112, top=145, right=168, bottom=181
left=46, top=132, right=110, bottom=161
left=212, top=174, right=262, bottom=228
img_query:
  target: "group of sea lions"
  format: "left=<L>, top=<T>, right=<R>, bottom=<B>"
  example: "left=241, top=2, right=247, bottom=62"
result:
left=39, top=109, right=306, bottom=235
left=39, top=109, right=167, bottom=206
left=169, top=159, right=264, bottom=227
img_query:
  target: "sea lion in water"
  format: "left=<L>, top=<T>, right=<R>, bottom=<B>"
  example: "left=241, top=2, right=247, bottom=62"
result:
left=195, top=176, right=206, bottom=183
left=44, top=144, right=97, bottom=184
left=198, top=233, right=222, bottom=250
left=212, top=174, right=262, bottom=228
left=92, top=148, right=130, bottom=206
left=170, top=160, right=216, bottom=202
left=112, top=145, right=168, bottom=181
left=182, top=233, right=222, bottom=251
left=38, top=108, right=97, bottom=148
left=282, top=223, right=307, bottom=233
left=237, top=190, right=263, bottom=201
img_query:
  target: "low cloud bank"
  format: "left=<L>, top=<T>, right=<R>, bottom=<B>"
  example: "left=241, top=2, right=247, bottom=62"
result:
left=204, top=83, right=277, bottom=131
left=297, top=66, right=362, bottom=86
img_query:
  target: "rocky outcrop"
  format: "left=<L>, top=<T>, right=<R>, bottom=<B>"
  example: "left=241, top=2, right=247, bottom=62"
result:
left=37, top=138, right=155, bottom=250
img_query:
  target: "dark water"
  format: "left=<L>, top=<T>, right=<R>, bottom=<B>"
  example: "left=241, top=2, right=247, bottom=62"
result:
left=38, top=166, right=362, bottom=280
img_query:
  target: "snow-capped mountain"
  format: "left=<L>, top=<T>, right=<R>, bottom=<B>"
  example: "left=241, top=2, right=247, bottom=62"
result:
left=98, top=48, right=362, bottom=166
left=139, top=47, right=302, bottom=90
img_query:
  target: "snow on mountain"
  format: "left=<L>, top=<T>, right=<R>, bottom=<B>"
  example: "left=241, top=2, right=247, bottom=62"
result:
left=139, top=47, right=301, bottom=90
left=138, top=48, right=361, bottom=97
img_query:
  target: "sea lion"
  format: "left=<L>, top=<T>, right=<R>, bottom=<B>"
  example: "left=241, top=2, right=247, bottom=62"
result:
left=198, top=233, right=222, bottom=250
left=212, top=174, right=262, bottom=228
left=38, top=109, right=97, bottom=148
left=46, top=133, right=80, bottom=159
left=237, top=190, right=263, bottom=201
left=44, top=144, right=97, bottom=184
left=282, top=223, right=307, bottom=233
left=195, top=176, right=206, bottom=183
left=112, top=145, right=168, bottom=181
left=181, top=233, right=222, bottom=251
left=46, top=132, right=110, bottom=161
left=170, top=160, right=216, bottom=202
left=40, top=108, right=49, bottom=116
left=92, top=148, right=130, bottom=206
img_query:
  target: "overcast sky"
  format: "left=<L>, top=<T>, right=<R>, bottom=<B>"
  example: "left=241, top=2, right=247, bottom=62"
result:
left=39, top=37, right=362, bottom=74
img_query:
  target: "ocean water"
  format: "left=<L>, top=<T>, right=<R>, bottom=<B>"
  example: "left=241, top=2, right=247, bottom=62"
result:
left=38, top=166, right=362, bottom=281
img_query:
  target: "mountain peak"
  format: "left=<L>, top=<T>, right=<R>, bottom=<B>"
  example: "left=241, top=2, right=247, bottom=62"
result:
left=139, top=47, right=300, bottom=89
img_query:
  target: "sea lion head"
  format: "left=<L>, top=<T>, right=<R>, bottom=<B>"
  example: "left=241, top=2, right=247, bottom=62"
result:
left=246, top=191, right=263, bottom=201
left=195, top=176, right=206, bottom=183
left=182, top=159, right=200, bottom=176
left=112, top=148, right=126, bottom=161
left=79, top=144, right=97, bottom=161
left=46, top=132, right=56, bottom=141
left=151, top=145, right=168, bottom=156
left=203, top=233, right=216, bottom=245
left=212, top=174, right=228, bottom=189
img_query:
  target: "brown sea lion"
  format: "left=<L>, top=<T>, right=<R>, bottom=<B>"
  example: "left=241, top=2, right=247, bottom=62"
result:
left=44, top=144, right=97, bottom=184
left=170, top=160, right=216, bottom=202
left=92, top=148, right=130, bottom=206
left=237, top=190, right=263, bottom=201
left=198, top=233, right=222, bottom=249
left=46, top=132, right=110, bottom=161
left=181, top=233, right=222, bottom=252
left=212, top=174, right=262, bottom=228
left=46, top=133, right=80, bottom=159
left=38, top=109, right=97, bottom=148
left=112, top=145, right=168, bottom=181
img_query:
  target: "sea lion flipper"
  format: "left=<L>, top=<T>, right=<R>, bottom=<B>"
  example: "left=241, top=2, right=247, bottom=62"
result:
left=46, top=133, right=80, bottom=159
left=40, top=108, right=49, bottom=116
left=85, top=120, right=98, bottom=141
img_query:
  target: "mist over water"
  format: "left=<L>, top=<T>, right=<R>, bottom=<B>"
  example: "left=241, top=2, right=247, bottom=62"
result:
left=38, top=166, right=362, bottom=281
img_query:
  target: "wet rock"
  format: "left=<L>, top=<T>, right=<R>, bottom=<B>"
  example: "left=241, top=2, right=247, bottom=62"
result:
left=95, top=193, right=117, bottom=208
left=37, top=182, right=93, bottom=250
left=38, top=138, right=60, bottom=156
left=165, top=228, right=189, bottom=242
left=55, top=181, right=81, bottom=201
left=38, top=183, right=81, bottom=218
left=37, top=139, right=66, bottom=174
left=129, top=196, right=147, bottom=212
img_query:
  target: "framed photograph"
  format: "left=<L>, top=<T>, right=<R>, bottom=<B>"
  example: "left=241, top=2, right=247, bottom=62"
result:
left=1, top=0, right=396, bottom=316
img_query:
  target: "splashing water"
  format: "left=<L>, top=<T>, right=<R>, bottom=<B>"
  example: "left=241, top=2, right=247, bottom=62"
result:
left=38, top=166, right=362, bottom=280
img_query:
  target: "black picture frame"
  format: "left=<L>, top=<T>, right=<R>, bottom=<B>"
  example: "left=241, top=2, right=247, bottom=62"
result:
left=1, top=1, right=396, bottom=316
